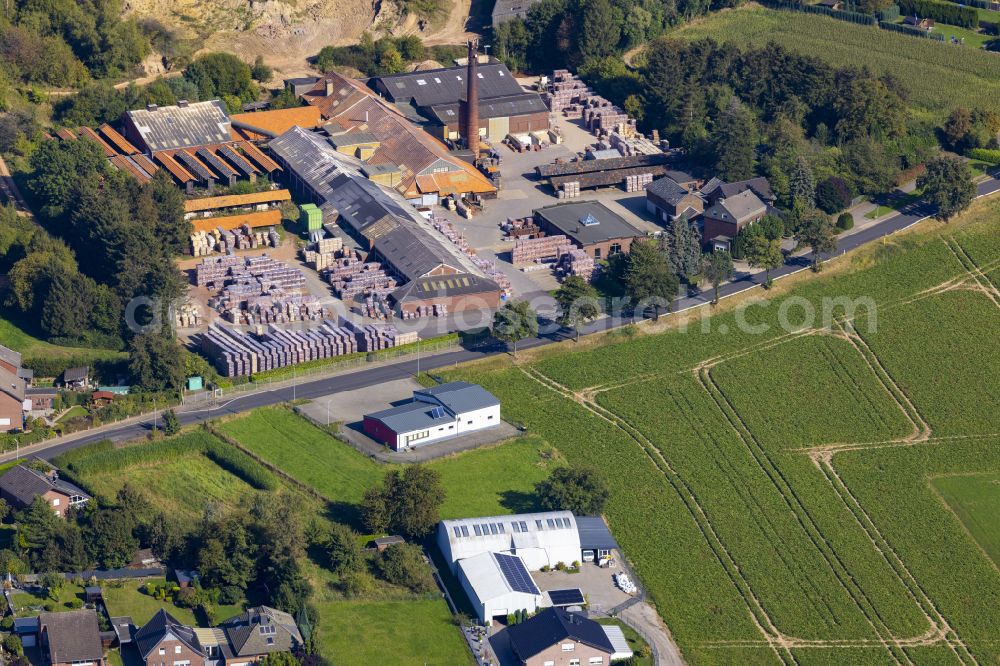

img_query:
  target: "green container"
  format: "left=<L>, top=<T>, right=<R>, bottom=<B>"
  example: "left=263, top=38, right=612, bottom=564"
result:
left=299, top=203, right=322, bottom=233
left=186, top=376, right=203, bottom=391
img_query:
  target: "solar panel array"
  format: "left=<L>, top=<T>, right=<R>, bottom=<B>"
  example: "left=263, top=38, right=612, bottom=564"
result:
left=548, top=588, right=585, bottom=606
left=494, top=553, right=540, bottom=595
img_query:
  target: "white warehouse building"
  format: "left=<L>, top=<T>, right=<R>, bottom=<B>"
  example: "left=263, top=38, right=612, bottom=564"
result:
left=438, top=511, right=583, bottom=572
left=457, top=551, right=545, bottom=624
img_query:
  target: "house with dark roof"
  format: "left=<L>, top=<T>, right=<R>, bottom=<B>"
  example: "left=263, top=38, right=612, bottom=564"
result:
left=38, top=609, right=107, bottom=666
left=134, top=609, right=206, bottom=666
left=363, top=381, right=501, bottom=450
left=369, top=59, right=549, bottom=143
left=61, top=366, right=90, bottom=390
left=702, top=189, right=769, bottom=251
left=645, top=175, right=705, bottom=223
left=0, top=464, right=90, bottom=517
left=492, top=0, right=543, bottom=24
left=0, top=366, right=26, bottom=433
left=702, top=176, right=776, bottom=206
left=496, top=608, right=617, bottom=666
left=532, top=201, right=647, bottom=260
left=218, top=606, right=303, bottom=659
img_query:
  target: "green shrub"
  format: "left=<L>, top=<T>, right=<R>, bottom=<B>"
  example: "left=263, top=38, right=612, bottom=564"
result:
left=968, top=148, right=1000, bottom=164
left=837, top=213, right=855, bottom=230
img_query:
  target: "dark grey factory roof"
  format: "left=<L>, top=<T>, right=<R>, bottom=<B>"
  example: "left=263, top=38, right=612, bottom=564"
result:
left=506, top=608, right=614, bottom=661
left=575, top=515, right=619, bottom=551
left=427, top=92, right=548, bottom=124
left=134, top=609, right=200, bottom=658
left=373, top=63, right=525, bottom=106
left=39, top=610, right=104, bottom=663
left=220, top=606, right=302, bottom=656
left=492, top=0, right=540, bottom=20
left=373, top=225, right=463, bottom=281
left=534, top=201, right=645, bottom=246
left=704, top=189, right=767, bottom=224
left=126, top=100, right=232, bottom=153
left=366, top=401, right=456, bottom=433
left=0, top=465, right=89, bottom=507
left=646, top=176, right=695, bottom=206
left=391, top=273, right=500, bottom=304
left=414, top=381, right=500, bottom=413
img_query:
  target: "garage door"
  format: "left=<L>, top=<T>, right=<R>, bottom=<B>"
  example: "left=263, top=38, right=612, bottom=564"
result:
left=20, top=635, right=36, bottom=647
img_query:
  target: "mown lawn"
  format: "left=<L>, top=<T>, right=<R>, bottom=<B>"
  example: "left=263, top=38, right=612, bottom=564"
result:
left=101, top=578, right=199, bottom=627
left=314, top=599, right=472, bottom=665
left=670, top=6, right=1000, bottom=115
left=9, top=584, right=86, bottom=617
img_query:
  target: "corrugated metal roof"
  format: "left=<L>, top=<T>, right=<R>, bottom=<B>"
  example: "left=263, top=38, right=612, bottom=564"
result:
left=238, top=141, right=281, bottom=172
left=184, top=189, right=291, bottom=212
left=98, top=124, right=139, bottom=154
left=575, top=515, right=618, bottom=550
left=428, top=92, right=548, bottom=124
left=230, top=106, right=322, bottom=139
left=365, top=400, right=455, bottom=432
left=126, top=100, right=232, bottom=153
left=190, top=209, right=281, bottom=233
left=153, top=151, right=195, bottom=184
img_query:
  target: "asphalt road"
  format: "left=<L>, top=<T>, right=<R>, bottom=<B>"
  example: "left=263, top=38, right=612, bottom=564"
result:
left=18, top=174, right=1000, bottom=461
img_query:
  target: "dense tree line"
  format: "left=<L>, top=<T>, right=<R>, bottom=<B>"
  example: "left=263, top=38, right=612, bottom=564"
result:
left=0, top=0, right=150, bottom=87
left=315, top=34, right=465, bottom=77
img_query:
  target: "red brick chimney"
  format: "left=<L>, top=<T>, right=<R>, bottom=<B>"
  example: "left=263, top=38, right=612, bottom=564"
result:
left=463, top=39, right=479, bottom=151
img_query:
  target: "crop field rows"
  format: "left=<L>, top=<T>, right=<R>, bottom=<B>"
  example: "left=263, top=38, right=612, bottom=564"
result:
left=437, top=214, right=1000, bottom=665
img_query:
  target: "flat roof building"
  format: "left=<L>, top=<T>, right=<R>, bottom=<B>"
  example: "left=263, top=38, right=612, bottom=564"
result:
left=533, top=201, right=646, bottom=260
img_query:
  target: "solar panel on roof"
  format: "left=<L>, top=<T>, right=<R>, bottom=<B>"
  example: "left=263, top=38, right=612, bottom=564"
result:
left=495, top=553, right=540, bottom=595
left=548, top=588, right=586, bottom=607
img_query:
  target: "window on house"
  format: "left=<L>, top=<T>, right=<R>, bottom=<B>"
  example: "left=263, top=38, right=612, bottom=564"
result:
left=569, top=660, right=581, bottom=666
left=594, top=248, right=602, bottom=259
left=589, top=657, right=605, bottom=665
left=562, top=643, right=575, bottom=651
left=610, top=243, right=622, bottom=254
left=175, top=646, right=181, bottom=654
left=159, top=649, right=166, bottom=656
left=52, top=498, right=60, bottom=506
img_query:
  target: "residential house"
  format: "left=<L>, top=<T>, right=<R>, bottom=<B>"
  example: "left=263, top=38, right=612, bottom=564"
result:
left=38, top=609, right=107, bottom=666
left=701, top=176, right=776, bottom=206
left=92, top=390, right=117, bottom=407
left=499, top=607, right=618, bottom=666
left=0, top=464, right=90, bottom=517
left=645, top=176, right=705, bottom=223
left=0, top=345, right=20, bottom=375
left=26, top=387, right=58, bottom=413
left=903, top=15, right=935, bottom=29
left=62, top=366, right=90, bottom=390
left=217, top=606, right=304, bottom=661
left=134, top=609, right=206, bottom=666
left=0, top=366, right=25, bottom=433
left=702, top=189, right=769, bottom=250
left=363, top=381, right=501, bottom=450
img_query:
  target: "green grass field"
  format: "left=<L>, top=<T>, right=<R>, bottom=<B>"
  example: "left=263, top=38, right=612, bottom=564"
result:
left=101, top=579, right=199, bottom=626
left=0, top=311, right=123, bottom=366
left=931, top=473, right=1000, bottom=568
left=314, top=599, right=472, bottom=665
left=429, top=197, right=1000, bottom=664
left=669, top=5, right=1000, bottom=116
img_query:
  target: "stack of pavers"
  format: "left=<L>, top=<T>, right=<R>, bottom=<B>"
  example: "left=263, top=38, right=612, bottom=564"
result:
left=557, top=181, right=580, bottom=199
left=329, top=262, right=396, bottom=301
left=301, top=236, right=346, bottom=271
left=624, top=172, right=654, bottom=192
left=500, top=216, right=544, bottom=240
left=199, top=320, right=360, bottom=377
left=547, top=70, right=591, bottom=116
left=511, top=234, right=573, bottom=264
left=190, top=226, right=279, bottom=256
left=337, top=316, right=418, bottom=351
left=555, top=249, right=598, bottom=282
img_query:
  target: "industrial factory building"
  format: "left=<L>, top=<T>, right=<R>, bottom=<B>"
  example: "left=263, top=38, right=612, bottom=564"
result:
left=532, top=201, right=646, bottom=260
left=369, top=46, right=549, bottom=144
left=268, top=126, right=501, bottom=315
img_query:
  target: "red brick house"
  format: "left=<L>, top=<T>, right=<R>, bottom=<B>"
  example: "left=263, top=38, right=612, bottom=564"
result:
left=701, top=189, right=768, bottom=250
left=502, top=608, right=618, bottom=666
left=0, top=464, right=90, bottom=518
left=0, top=367, right=25, bottom=433
left=134, top=609, right=206, bottom=666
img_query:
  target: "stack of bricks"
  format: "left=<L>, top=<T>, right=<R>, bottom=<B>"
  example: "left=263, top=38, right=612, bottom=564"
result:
left=511, top=235, right=573, bottom=264
left=471, top=256, right=512, bottom=298
left=557, top=181, right=580, bottom=199
left=200, top=321, right=360, bottom=377
left=400, top=304, right=449, bottom=320
left=174, top=300, right=203, bottom=328
left=224, top=295, right=328, bottom=326
left=330, top=264, right=396, bottom=300
left=337, top=316, right=418, bottom=351
left=430, top=216, right=473, bottom=255
left=357, top=292, right=394, bottom=319
left=625, top=173, right=654, bottom=193
left=190, top=227, right=279, bottom=257
left=609, top=132, right=662, bottom=156
left=556, top=249, right=597, bottom=282
left=301, top=237, right=346, bottom=271
left=500, top=216, right=543, bottom=240
left=547, top=70, right=591, bottom=115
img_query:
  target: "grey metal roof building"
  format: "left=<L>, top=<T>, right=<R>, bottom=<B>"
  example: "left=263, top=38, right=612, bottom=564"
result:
left=372, top=63, right=525, bottom=106
left=414, top=381, right=500, bottom=413
left=124, top=100, right=232, bottom=154
left=427, top=93, right=548, bottom=124
left=533, top=201, right=645, bottom=247
left=491, top=0, right=542, bottom=25
left=364, top=401, right=456, bottom=433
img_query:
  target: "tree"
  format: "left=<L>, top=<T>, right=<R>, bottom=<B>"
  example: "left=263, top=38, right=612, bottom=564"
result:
left=578, top=0, right=622, bottom=61
left=373, top=543, right=434, bottom=593
left=744, top=232, right=784, bottom=288
left=918, top=155, right=976, bottom=221
left=788, top=156, right=815, bottom=209
left=162, top=409, right=180, bottom=435
left=325, top=523, right=362, bottom=577
left=798, top=209, right=838, bottom=270
left=837, top=213, right=855, bottom=231
left=554, top=276, right=601, bottom=341
left=84, top=509, right=139, bottom=569
left=713, top=97, right=757, bottom=182
left=27, top=138, right=108, bottom=220
left=362, top=466, right=445, bottom=540
left=184, top=53, right=257, bottom=102
left=258, top=654, right=299, bottom=666
left=41, top=572, right=64, bottom=601
left=663, top=215, right=702, bottom=282
left=535, top=466, right=610, bottom=515
left=492, top=300, right=538, bottom=357
left=128, top=333, right=185, bottom=392
left=625, top=239, right=678, bottom=319
left=815, top=176, right=854, bottom=214
left=702, top=250, right=733, bottom=304
left=251, top=56, right=272, bottom=83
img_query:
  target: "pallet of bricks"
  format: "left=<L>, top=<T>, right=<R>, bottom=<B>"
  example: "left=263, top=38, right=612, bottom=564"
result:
left=332, top=264, right=396, bottom=301
left=555, top=249, right=597, bottom=282
left=401, top=303, right=449, bottom=320
left=500, top=216, right=543, bottom=240
left=245, top=255, right=306, bottom=292
left=471, top=256, right=512, bottom=298
left=431, top=216, right=473, bottom=254
left=229, top=294, right=328, bottom=326
left=624, top=173, right=654, bottom=193
left=190, top=226, right=278, bottom=256
left=548, top=70, right=590, bottom=116
left=301, top=237, right=345, bottom=271
left=357, top=291, right=394, bottom=319
left=557, top=181, right=580, bottom=199
left=511, top=234, right=572, bottom=264
left=337, top=316, right=417, bottom=351
left=609, top=132, right=661, bottom=156
left=174, top=300, right=203, bottom=328
left=200, top=321, right=359, bottom=377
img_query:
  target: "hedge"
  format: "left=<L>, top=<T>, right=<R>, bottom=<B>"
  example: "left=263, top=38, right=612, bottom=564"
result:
left=767, top=1, right=879, bottom=24
left=897, top=0, right=979, bottom=28
left=879, top=20, right=948, bottom=38
left=203, top=443, right=278, bottom=491
left=877, top=3, right=901, bottom=21
left=968, top=147, right=1000, bottom=164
